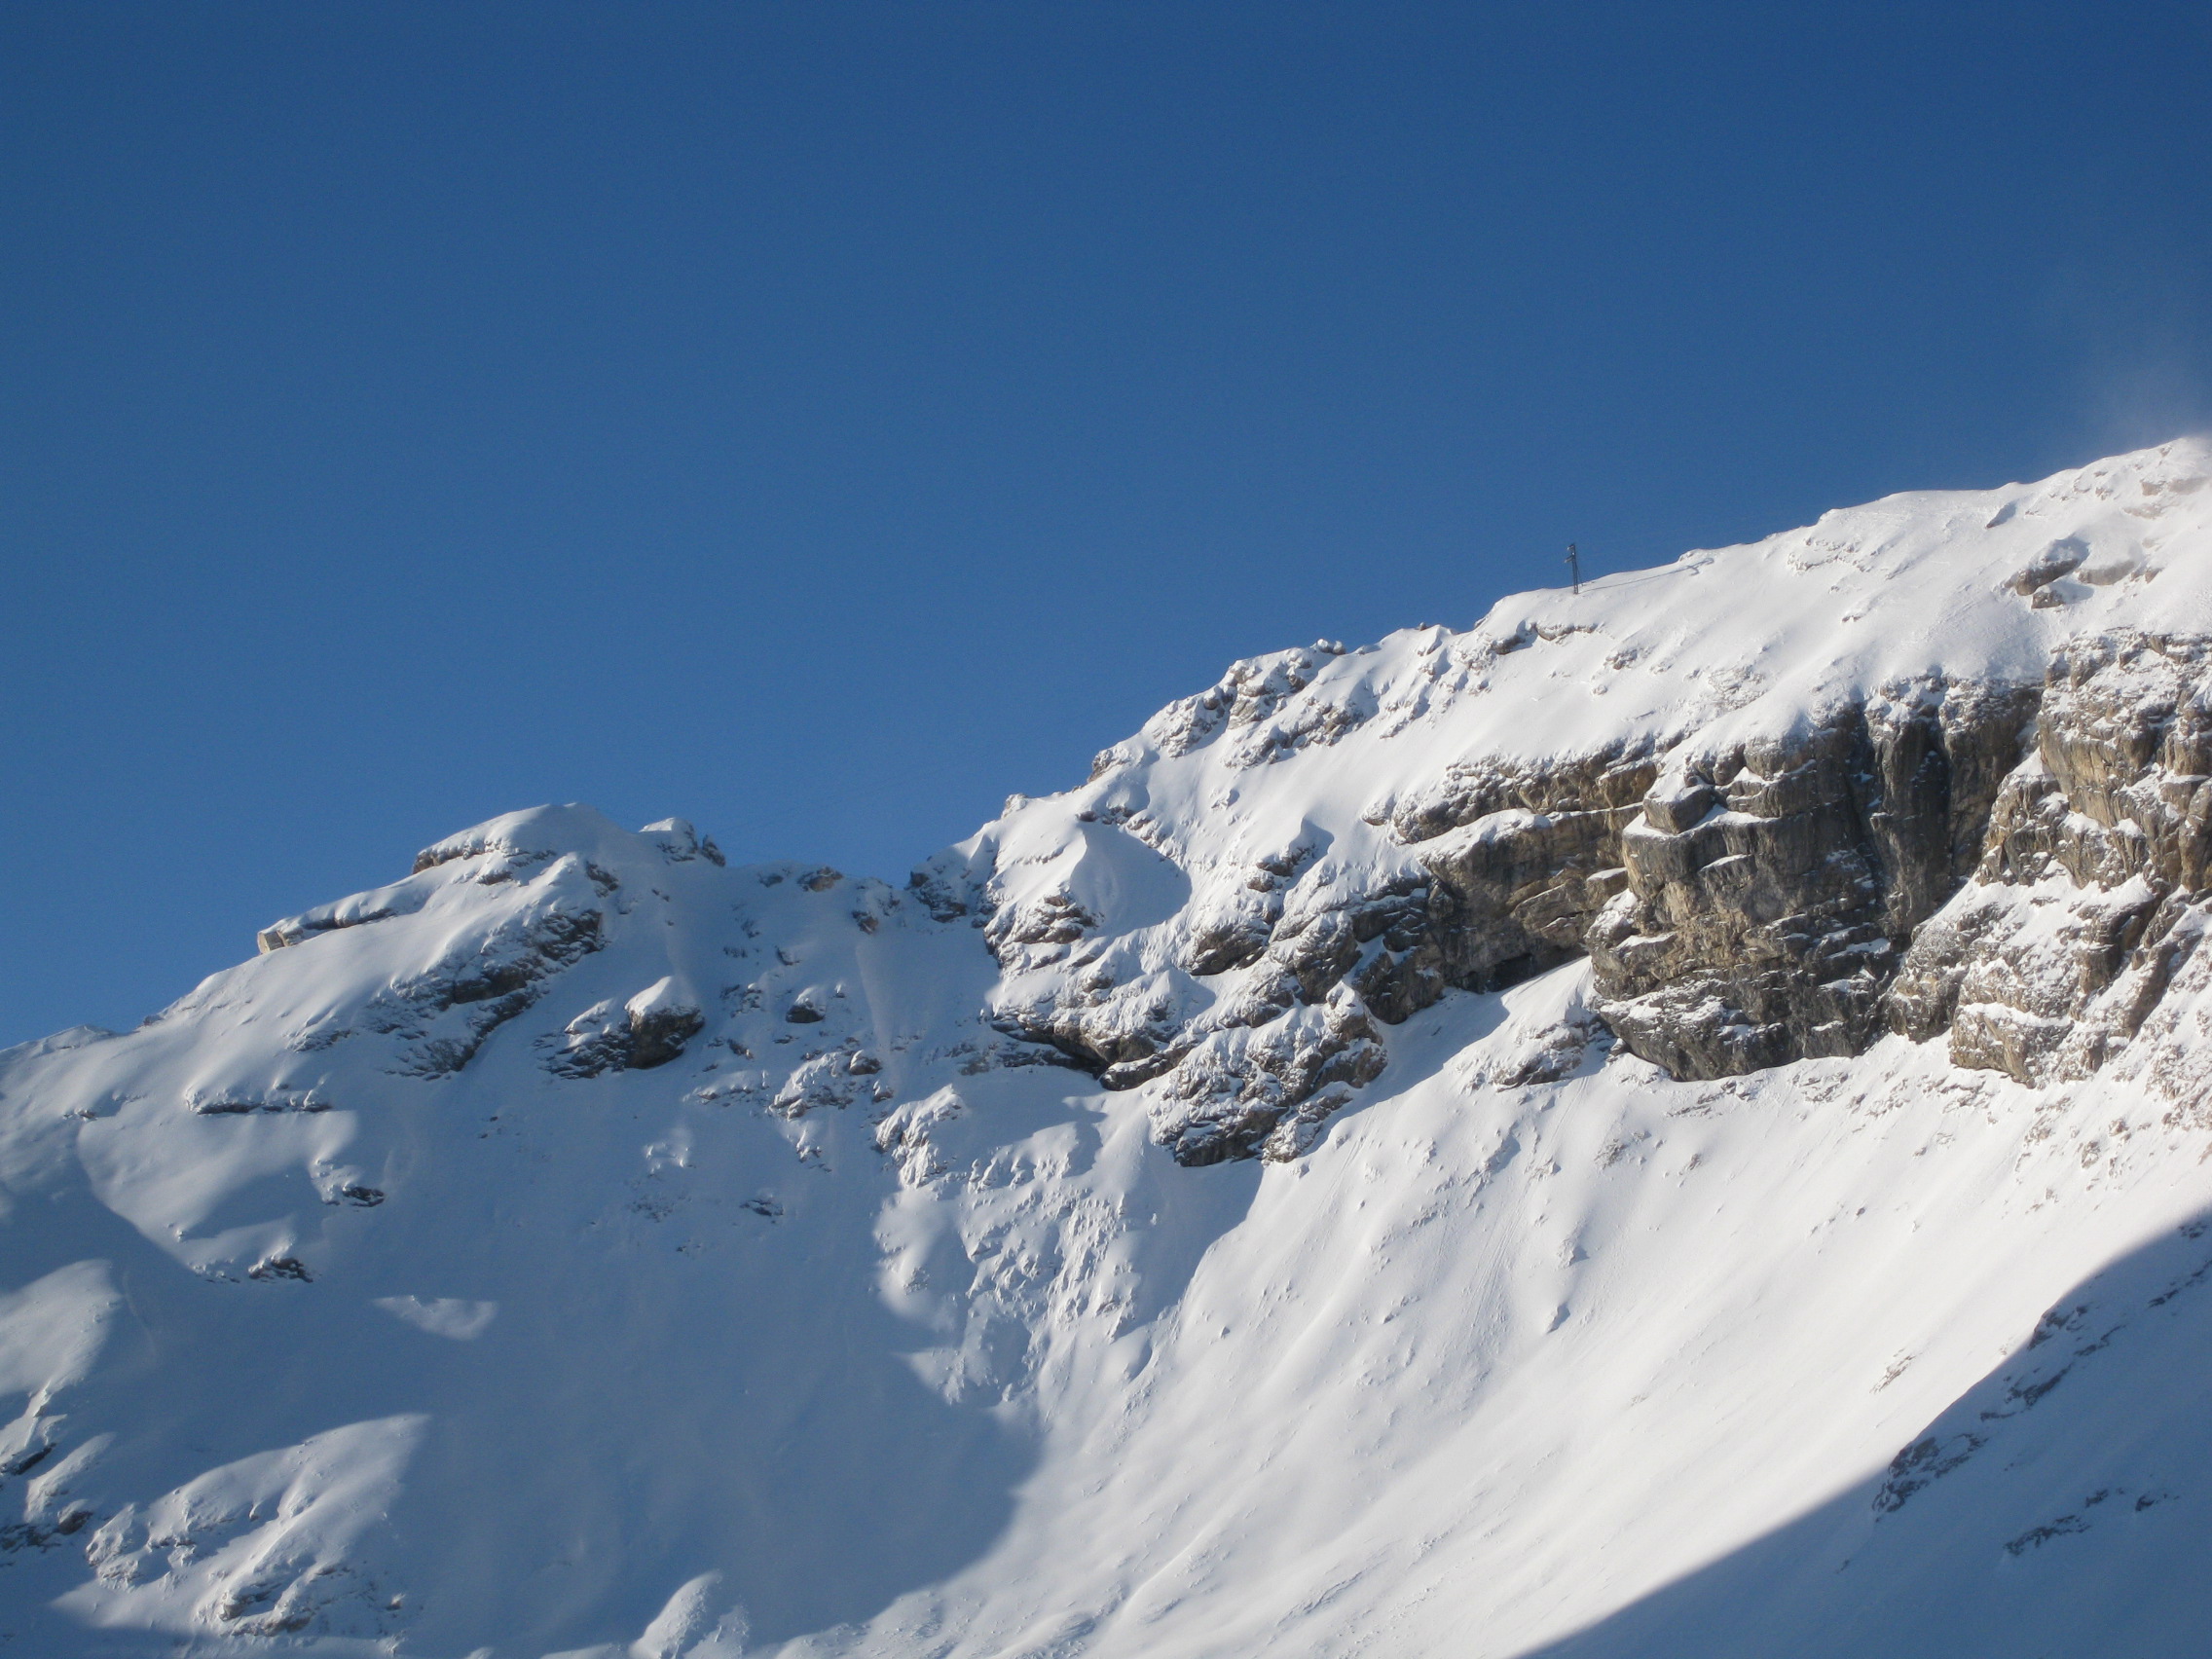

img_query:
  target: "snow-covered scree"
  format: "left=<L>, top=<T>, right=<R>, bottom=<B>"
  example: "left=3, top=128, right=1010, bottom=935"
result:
left=6, top=440, right=2212, bottom=1655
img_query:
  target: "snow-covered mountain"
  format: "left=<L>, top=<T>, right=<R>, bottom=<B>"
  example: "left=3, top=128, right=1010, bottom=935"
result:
left=6, top=438, right=2212, bottom=1657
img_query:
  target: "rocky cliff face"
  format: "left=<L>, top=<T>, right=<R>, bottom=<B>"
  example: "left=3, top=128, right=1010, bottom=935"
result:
left=1888, top=632, right=2212, bottom=1091
left=963, top=664, right=2061, bottom=1142
left=938, top=439, right=2212, bottom=1159
left=1584, top=681, right=2039, bottom=1079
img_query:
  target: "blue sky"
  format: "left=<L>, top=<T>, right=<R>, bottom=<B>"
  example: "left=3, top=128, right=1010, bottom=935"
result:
left=4, top=1, right=2210, bottom=1047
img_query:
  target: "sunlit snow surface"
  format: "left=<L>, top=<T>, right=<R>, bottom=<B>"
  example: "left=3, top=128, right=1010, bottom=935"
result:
left=4, top=440, right=2212, bottom=1655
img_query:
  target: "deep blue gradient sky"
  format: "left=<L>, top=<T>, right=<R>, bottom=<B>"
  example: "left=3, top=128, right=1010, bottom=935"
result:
left=5, top=2, right=2211, bottom=1047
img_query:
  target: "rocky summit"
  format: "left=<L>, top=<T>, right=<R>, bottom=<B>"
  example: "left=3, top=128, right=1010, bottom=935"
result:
left=6, top=440, right=2212, bottom=1656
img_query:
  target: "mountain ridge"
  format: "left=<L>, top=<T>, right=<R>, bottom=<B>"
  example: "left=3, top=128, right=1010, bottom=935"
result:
left=4, top=437, right=2212, bottom=1654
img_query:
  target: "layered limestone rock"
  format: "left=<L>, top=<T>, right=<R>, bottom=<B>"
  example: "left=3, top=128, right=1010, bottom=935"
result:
left=1585, top=682, right=2038, bottom=1079
left=1888, top=633, right=2212, bottom=1088
left=952, top=670, right=2055, bottom=1150
left=951, top=637, right=2212, bottom=1152
left=1391, top=742, right=1657, bottom=1000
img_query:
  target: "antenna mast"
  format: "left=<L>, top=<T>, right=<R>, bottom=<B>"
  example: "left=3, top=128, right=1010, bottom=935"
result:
left=1566, top=542, right=1580, bottom=596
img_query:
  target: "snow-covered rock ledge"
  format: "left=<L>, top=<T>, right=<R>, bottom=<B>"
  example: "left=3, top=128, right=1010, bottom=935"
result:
left=937, top=438, right=2212, bottom=1156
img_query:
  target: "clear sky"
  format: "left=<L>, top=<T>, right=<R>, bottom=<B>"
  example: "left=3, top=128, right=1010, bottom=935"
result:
left=4, top=1, right=2210, bottom=1048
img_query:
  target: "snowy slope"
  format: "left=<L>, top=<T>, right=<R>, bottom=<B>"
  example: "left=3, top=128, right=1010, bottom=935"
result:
left=2, top=439, right=2211, bottom=1656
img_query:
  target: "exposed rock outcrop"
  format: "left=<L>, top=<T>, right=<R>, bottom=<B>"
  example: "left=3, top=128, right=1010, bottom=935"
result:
left=364, top=900, right=605, bottom=1078
left=970, top=675, right=2049, bottom=1148
left=959, top=637, right=2212, bottom=1150
left=1585, top=682, right=2038, bottom=1079
left=1889, top=634, right=2212, bottom=1087
left=1387, top=741, right=1658, bottom=1005
left=547, top=977, right=705, bottom=1077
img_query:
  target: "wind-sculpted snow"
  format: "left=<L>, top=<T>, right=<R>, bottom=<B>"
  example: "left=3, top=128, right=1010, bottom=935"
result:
left=7, top=442, right=2212, bottom=1653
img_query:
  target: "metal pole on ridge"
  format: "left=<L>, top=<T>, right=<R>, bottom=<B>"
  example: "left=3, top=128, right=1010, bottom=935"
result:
left=1566, top=542, right=1580, bottom=596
